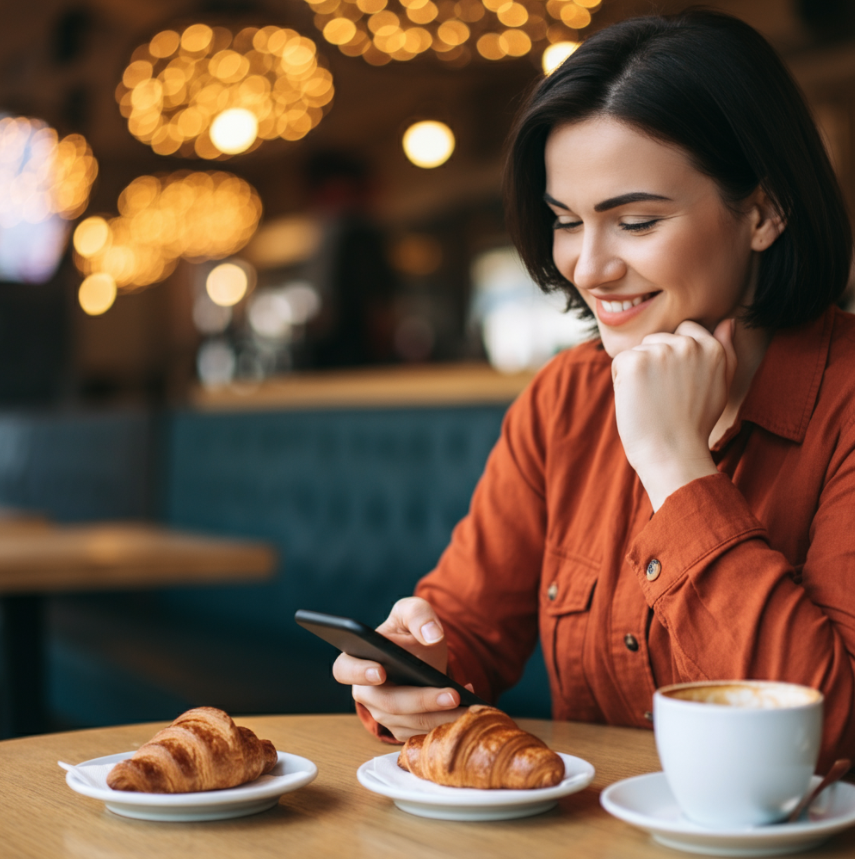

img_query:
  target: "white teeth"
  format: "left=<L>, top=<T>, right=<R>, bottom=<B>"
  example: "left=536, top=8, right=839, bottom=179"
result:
left=601, top=295, right=647, bottom=313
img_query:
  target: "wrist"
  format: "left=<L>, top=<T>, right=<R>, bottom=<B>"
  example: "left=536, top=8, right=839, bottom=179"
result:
left=635, top=453, right=718, bottom=512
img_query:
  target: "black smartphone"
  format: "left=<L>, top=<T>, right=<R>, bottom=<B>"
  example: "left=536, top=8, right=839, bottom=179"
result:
left=294, top=609, right=488, bottom=707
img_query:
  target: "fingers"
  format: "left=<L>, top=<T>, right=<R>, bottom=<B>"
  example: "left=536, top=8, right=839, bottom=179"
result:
left=353, top=683, right=460, bottom=716
left=672, top=319, right=714, bottom=341
left=629, top=322, right=727, bottom=368
left=354, top=684, right=468, bottom=741
left=332, top=652, right=386, bottom=686
left=374, top=705, right=469, bottom=742
left=381, top=596, right=445, bottom=647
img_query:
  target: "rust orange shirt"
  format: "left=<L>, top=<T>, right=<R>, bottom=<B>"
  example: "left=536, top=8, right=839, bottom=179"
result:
left=361, top=306, right=855, bottom=767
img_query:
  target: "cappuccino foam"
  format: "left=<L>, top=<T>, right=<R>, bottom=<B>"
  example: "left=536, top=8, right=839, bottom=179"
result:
left=662, top=682, right=821, bottom=709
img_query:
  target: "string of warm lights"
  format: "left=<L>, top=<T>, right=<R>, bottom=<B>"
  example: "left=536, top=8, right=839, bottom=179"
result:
left=303, top=0, right=599, bottom=65
left=117, top=24, right=335, bottom=158
left=0, top=116, right=97, bottom=228
left=73, top=170, right=262, bottom=314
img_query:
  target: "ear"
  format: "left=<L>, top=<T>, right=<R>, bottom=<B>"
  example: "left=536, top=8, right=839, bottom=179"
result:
left=748, top=187, right=786, bottom=252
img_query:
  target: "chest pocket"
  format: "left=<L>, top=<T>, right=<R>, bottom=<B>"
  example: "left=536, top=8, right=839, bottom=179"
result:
left=539, top=548, right=601, bottom=721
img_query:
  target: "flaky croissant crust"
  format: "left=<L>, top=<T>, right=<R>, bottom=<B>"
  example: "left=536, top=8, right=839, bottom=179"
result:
left=107, top=706, right=278, bottom=793
left=397, top=705, right=565, bottom=789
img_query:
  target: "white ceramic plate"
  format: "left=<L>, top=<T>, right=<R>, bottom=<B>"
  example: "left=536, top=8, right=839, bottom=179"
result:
left=600, top=772, right=855, bottom=857
left=356, top=751, right=594, bottom=821
left=62, top=751, right=318, bottom=821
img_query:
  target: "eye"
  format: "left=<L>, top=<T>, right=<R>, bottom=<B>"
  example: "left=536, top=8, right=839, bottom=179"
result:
left=553, top=216, right=582, bottom=231
left=620, top=219, right=660, bottom=233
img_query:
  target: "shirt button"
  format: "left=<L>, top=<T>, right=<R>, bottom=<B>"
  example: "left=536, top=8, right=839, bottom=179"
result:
left=646, top=559, right=662, bottom=582
left=547, top=583, right=558, bottom=601
left=624, top=634, right=639, bottom=652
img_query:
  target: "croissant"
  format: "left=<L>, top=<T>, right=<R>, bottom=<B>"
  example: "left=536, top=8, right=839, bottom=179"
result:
left=107, top=706, right=278, bottom=793
left=397, top=705, right=565, bottom=789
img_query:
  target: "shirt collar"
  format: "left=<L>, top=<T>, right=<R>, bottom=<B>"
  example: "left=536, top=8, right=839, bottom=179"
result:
left=736, top=306, right=834, bottom=444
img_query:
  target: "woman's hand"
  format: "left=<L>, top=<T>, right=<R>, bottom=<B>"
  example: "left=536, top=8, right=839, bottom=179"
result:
left=611, top=318, right=737, bottom=511
left=331, top=597, right=470, bottom=741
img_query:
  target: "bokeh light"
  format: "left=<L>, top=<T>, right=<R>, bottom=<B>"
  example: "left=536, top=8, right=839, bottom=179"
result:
left=117, top=25, right=334, bottom=158
left=302, top=0, right=601, bottom=65
left=73, top=171, right=262, bottom=293
left=197, top=338, right=237, bottom=387
left=542, top=39, right=578, bottom=73
left=206, top=261, right=251, bottom=306
left=210, top=108, right=259, bottom=154
left=0, top=116, right=97, bottom=228
left=193, top=292, right=233, bottom=334
left=78, top=273, right=118, bottom=316
left=246, top=280, right=323, bottom=341
left=402, top=121, right=455, bottom=168
left=73, top=216, right=111, bottom=257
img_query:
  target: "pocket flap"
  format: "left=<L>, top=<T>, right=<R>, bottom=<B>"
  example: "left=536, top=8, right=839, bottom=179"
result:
left=540, top=549, right=599, bottom=616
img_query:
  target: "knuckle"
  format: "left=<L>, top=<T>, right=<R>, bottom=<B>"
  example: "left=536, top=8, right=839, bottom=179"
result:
left=376, top=688, right=406, bottom=716
left=332, top=655, right=354, bottom=683
left=414, top=711, right=439, bottom=733
left=396, top=596, right=424, bottom=613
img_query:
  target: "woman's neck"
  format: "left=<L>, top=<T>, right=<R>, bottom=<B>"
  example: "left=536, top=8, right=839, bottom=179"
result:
left=710, top=320, right=772, bottom=448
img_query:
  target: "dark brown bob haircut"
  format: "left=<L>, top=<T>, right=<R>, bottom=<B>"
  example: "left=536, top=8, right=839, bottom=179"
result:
left=505, top=10, right=853, bottom=330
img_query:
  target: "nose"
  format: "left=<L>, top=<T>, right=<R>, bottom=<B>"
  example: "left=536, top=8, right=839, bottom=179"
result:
left=569, top=230, right=625, bottom=292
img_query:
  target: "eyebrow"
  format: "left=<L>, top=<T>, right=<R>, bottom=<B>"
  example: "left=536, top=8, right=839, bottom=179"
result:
left=543, top=191, right=672, bottom=212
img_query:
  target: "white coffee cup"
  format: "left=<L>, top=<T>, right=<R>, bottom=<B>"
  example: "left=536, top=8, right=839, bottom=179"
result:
left=653, top=680, right=823, bottom=828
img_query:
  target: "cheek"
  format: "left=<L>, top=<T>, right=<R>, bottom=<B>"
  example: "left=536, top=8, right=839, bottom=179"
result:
left=635, top=227, right=744, bottom=304
left=551, top=233, right=576, bottom=278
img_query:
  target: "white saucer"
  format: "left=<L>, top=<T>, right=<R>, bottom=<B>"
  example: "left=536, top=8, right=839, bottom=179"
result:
left=62, top=751, right=317, bottom=821
left=356, top=751, right=594, bottom=821
left=600, top=772, right=855, bottom=856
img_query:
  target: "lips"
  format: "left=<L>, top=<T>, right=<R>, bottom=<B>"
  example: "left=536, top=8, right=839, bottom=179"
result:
left=595, top=291, right=660, bottom=326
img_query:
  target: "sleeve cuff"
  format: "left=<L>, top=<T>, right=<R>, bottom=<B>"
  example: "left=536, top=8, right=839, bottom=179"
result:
left=355, top=702, right=402, bottom=744
left=627, top=473, right=766, bottom=605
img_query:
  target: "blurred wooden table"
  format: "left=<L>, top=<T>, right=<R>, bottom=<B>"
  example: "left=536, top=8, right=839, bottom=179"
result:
left=3, top=714, right=854, bottom=859
left=0, top=522, right=276, bottom=738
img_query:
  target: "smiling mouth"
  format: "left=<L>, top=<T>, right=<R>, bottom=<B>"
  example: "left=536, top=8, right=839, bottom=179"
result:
left=595, top=291, right=661, bottom=326
left=598, top=292, right=659, bottom=313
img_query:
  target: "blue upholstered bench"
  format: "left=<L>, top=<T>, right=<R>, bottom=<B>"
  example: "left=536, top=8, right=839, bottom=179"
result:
left=0, top=405, right=550, bottom=729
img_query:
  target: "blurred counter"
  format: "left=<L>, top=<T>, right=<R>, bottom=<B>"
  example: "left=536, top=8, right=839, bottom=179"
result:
left=190, top=362, right=535, bottom=411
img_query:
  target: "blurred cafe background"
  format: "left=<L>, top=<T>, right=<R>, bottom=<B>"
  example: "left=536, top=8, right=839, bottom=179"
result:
left=0, top=0, right=852, bottom=737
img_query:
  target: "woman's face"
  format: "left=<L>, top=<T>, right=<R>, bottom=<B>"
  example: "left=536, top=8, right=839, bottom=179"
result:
left=545, top=117, right=759, bottom=357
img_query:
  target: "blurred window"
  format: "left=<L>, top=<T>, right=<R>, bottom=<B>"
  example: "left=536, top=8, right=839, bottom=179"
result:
left=470, top=246, right=593, bottom=373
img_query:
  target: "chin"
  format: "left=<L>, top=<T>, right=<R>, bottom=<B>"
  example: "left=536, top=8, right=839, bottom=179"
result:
left=597, top=329, right=644, bottom=358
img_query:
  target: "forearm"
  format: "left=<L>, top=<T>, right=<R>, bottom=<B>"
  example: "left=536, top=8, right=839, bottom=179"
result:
left=635, top=452, right=719, bottom=512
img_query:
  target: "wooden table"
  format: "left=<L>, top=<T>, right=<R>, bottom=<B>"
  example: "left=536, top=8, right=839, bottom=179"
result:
left=0, top=522, right=276, bottom=738
left=2, top=714, right=853, bottom=859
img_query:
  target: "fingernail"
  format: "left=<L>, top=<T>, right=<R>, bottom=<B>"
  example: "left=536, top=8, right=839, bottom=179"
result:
left=437, top=692, right=455, bottom=707
left=421, top=621, right=442, bottom=643
left=366, top=668, right=381, bottom=683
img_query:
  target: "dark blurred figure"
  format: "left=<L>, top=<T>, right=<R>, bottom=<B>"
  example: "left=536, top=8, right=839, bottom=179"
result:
left=302, top=152, right=398, bottom=368
left=0, top=275, right=68, bottom=406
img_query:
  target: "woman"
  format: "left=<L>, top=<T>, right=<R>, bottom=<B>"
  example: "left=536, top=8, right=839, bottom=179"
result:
left=333, top=11, right=855, bottom=767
